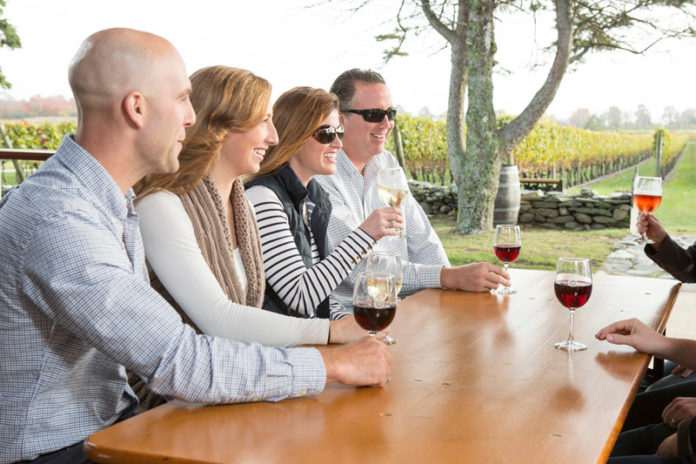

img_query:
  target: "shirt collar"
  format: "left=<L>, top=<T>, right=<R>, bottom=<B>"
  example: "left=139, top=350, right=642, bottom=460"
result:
left=337, top=149, right=384, bottom=181
left=56, top=135, right=134, bottom=220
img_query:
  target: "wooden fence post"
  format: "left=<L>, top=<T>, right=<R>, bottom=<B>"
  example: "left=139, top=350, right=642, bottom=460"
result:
left=654, top=130, right=663, bottom=178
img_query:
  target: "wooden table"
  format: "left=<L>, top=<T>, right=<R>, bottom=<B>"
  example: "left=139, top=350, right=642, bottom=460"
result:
left=85, top=269, right=681, bottom=464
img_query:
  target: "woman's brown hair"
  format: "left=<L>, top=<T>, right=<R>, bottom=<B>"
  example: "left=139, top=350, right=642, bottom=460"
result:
left=135, top=65, right=271, bottom=198
left=248, top=86, right=338, bottom=180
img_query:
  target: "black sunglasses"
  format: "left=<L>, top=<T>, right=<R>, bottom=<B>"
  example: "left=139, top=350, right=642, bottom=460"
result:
left=312, top=125, right=344, bottom=144
left=342, top=108, right=397, bottom=123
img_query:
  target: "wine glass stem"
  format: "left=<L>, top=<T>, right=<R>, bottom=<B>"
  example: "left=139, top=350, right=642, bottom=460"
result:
left=503, top=262, right=509, bottom=273
left=567, top=309, right=576, bottom=343
left=369, top=331, right=377, bottom=337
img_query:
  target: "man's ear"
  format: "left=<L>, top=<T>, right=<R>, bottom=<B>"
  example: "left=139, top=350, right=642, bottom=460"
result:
left=339, top=112, right=345, bottom=126
left=122, top=91, right=145, bottom=129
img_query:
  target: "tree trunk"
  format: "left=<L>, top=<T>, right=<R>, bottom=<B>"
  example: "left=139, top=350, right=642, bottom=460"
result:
left=421, top=0, right=573, bottom=234
left=446, top=40, right=467, bottom=197
left=455, top=0, right=499, bottom=234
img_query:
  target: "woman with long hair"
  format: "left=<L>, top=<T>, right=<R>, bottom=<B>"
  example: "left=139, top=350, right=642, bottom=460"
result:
left=245, top=86, right=403, bottom=319
left=135, top=67, right=372, bottom=357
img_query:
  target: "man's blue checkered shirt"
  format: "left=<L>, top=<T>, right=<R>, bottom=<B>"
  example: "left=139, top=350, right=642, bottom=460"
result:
left=0, top=136, right=325, bottom=463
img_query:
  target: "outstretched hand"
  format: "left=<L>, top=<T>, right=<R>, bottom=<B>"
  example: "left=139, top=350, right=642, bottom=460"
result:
left=441, top=262, right=510, bottom=292
left=594, top=318, right=667, bottom=355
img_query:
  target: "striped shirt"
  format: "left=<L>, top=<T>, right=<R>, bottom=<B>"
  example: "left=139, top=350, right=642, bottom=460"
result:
left=0, top=136, right=325, bottom=463
left=246, top=185, right=375, bottom=320
left=316, top=149, right=450, bottom=308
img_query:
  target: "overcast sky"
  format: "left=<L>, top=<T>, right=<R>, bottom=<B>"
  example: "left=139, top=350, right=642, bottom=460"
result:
left=1, top=1, right=694, bottom=122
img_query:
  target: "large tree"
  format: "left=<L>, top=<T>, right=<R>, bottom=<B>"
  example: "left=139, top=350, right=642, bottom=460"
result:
left=0, top=0, right=21, bottom=89
left=360, top=0, right=696, bottom=233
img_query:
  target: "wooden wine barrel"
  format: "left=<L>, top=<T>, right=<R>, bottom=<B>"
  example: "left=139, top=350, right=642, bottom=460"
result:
left=493, top=164, right=521, bottom=226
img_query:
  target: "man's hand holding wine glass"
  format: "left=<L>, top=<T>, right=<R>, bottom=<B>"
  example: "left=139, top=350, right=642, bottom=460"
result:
left=440, top=262, right=511, bottom=293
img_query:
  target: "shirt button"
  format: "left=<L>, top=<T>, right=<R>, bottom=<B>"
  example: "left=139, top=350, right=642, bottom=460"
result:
left=252, top=397, right=260, bottom=402
left=299, top=390, right=307, bottom=396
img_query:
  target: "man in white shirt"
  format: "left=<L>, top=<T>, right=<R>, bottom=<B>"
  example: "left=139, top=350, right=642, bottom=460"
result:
left=316, top=69, right=509, bottom=308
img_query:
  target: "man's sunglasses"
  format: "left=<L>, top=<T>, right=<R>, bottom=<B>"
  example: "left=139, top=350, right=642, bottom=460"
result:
left=342, top=108, right=397, bottom=123
left=312, top=125, right=344, bottom=144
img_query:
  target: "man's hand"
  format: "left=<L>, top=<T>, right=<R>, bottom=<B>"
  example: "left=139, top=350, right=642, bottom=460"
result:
left=594, top=318, right=668, bottom=356
left=329, top=316, right=387, bottom=344
left=320, top=336, right=392, bottom=386
left=662, top=397, right=696, bottom=428
left=637, top=212, right=667, bottom=249
left=656, top=432, right=679, bottom=458
left=440, top=262, right=510, bottom=292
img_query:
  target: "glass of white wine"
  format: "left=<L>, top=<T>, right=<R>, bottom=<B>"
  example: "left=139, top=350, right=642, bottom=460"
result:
left=377, top=167, right=409, bottom=239
left=366, top=252, right=402, bottom=344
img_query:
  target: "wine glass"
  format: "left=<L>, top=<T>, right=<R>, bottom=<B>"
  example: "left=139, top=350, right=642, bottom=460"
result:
left=352, top=272, right=397, bottom=339
left=366, top=252, right=402, bottom=344
left=554, top=258, right=592, bottom=352
left=633, top=176, right=662, bottom=244
left=493, top=225, right=521, bottom=295
left=377, top=167, right=409, bottom=239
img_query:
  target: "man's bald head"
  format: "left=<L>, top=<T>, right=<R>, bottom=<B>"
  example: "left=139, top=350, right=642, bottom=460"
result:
left=69, top=28, right=181, bottom=110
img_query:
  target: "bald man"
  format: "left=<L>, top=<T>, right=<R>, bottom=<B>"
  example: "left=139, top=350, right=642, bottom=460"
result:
left=0, top=29, right=390, bottom=464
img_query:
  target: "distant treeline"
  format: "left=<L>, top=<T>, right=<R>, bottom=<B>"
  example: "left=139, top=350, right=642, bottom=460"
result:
left=0, top=95, right=77, bottom=119
left=563, top=105, right=696, bottom=131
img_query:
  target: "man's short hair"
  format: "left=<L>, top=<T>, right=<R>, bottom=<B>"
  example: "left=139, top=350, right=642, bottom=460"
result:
left=330, top=69, right=386, bottom=110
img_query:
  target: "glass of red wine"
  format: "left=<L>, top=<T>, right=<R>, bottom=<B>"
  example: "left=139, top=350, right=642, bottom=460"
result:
left=366, top=252, right=402, bottom=344
left=554, top=257, right=592, bottom=352
left=352, top=272, right=397, bottom=339
left=633, top=176, right=662, bottom=244
left=493, top=224, right=521, bottom=295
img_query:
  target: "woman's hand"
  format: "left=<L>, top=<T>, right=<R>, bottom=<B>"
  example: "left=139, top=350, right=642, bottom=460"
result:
left=359, top=207, right=404, bottom=241
left=637, top=212, right=667, bottom=248
left=329, top=315, right=388, bottom=344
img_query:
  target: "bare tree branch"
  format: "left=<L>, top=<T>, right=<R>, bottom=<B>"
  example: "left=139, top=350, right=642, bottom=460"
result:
left=421, top=0, right=457, bottom=43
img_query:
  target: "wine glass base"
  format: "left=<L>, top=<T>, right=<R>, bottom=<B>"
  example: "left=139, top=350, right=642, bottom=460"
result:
left=554, top=340, right=587, bottom=351
left=494, top=287, right=516, bottom=296
left=633, top=234, right=655, bottom=245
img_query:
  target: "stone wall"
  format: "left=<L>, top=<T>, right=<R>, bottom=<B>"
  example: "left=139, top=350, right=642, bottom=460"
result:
left=409, top=181, right=458, bottom=216
left=518, top=190, right=631, bottom=230
left=408, top=180, right=632, bottom=229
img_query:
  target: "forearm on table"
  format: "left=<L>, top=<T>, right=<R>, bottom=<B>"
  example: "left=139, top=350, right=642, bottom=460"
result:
left=659, top=337, right=696, bottom=371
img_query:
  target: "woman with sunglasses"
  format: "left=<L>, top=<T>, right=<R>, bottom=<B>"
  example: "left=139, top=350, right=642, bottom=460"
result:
left=245, top=86, right=403, bottom=320
left=132, top=69, right=371, bottom=407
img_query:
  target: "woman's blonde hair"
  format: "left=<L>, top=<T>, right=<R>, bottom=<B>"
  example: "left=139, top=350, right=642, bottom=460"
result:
left=249, top=86, right=338, bottom=180
left=136, top=65, right=271, bottom=198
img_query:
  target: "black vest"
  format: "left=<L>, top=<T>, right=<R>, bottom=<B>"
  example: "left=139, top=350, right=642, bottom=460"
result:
left=245, top=164, right=332, bottom=319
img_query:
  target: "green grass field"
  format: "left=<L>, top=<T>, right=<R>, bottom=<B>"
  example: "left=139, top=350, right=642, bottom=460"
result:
left=435, top=141, right=696, bottom=270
